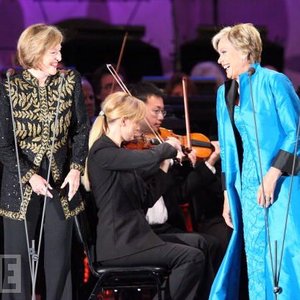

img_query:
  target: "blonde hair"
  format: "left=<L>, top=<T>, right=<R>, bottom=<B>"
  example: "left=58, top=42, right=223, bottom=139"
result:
left=212, top=23, right=262, bottom=63
left=17, top=23, right=63, bottom=69
left=82, top=91, right=146, bottom=190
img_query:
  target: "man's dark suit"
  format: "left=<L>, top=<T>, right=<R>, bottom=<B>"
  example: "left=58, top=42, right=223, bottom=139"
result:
left=146, top=160, right=224, bottom=297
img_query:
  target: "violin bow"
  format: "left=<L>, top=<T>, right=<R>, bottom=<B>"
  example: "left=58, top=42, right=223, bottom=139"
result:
left=106, top=64, right=163, bottom=143
left=107, top=64, right=130, bottom=94
left=110, top=32, right=128, bottom=94
left=182, top=76, right=192, bottom=149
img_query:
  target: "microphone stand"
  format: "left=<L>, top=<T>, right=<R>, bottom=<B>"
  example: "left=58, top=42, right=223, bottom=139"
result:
left=248, top=68, right=278, bottom=298
left=6, top=68, right=34, bottom=286
left=274, top=104, right=300, bottom=297
left=248, top=67, right=300, bottom=299
left=31, top=72, right=66, bottom=300
left=6, top=69, right=65, bottom=300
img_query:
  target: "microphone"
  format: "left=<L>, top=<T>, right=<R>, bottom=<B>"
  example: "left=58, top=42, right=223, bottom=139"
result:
left=248, top=67, right=255, bottom=76
left=6, top=68, right=15, bottom=79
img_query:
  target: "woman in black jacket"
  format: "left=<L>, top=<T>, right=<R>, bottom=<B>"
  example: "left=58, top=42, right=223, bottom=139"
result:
left=0, top=24, right=89, bottom=299
left=83, top=91, right=206, bottom=300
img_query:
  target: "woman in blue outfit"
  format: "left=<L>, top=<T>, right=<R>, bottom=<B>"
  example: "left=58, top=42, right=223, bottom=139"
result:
left=209, top=23, right=300, bottom=300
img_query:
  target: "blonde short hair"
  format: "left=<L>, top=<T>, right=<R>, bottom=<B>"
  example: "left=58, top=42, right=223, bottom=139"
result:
left=17, top=23, right=63, bottom=69
left=212, top=23, right=262, bottom=63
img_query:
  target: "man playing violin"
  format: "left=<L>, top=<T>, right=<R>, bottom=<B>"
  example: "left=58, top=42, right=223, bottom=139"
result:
left=130, top=82, right=228, bottom=294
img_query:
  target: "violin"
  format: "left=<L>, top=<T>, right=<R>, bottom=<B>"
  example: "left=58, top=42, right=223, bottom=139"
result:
left=122, top=134, right=158, bottom=150
left=158, top=127, right=214, bottom=160
left=124, top=127, right=214, bottom=160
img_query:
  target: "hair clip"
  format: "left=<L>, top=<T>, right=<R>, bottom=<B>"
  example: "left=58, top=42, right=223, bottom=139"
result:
left=99, top=110, right=105, bottom=117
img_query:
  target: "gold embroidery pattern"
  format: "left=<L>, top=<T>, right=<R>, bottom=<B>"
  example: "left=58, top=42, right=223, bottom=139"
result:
left=70, top=162, right=85, bottom=176
left=0, top=185, right=32, bottom=219
left=0, top=184, right=84, bottom=220
left=49, top=157, right=61, bottom=182
left=21, top=168, right=37, bottom=184
left=61, top=197, right=85, bottom=219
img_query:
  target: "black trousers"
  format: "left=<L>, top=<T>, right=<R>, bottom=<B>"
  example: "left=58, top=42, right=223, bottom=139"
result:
left=2, top=192, right=73, bottom=300
left=101, top=242, right=205, bottom=300
left=197, top=216, right=232, bottom=266
left=150, top=223, right=219, bottom=299
left=0, top=216, right=3, bottom=300
left=151, top=223, right=223, bottom=267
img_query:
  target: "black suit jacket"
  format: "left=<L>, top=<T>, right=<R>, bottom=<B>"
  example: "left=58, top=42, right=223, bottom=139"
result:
left=160, top=161, right=219, bottom=231
left=88, top=135, right=177, bottom=261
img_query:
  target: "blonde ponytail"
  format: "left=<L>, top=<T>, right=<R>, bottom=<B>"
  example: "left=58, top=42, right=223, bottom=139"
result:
left=81, top=115, right=106, bottom=191
left=81, top=91, right=146, bottom=191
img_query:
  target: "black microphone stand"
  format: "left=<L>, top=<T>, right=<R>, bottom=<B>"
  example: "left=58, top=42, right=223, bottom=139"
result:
left=31, top=72, right=66, bottom=299
left=274, top=101, right=300, bottom=297
left=248, top=68, right=280, bottom=299
left=6, top=68, right=34, bottom=286
left=6, top=69, right=66, bottom=300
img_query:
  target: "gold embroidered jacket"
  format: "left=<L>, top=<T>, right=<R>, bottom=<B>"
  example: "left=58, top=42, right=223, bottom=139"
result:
left=0, top=69, right=89, bottom=220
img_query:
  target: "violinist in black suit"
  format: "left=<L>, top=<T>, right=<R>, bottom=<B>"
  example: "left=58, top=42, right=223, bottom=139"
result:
left=83, top=91, right=206, bottom=300
left=130, top=82, right=227, bottom=275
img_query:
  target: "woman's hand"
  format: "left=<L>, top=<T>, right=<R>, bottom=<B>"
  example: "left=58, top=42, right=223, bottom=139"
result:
left=223, top=191, right=233, bottom=228
left=165, top=137, right=185, bottom=164
left=206, top=140, right=220, bottom=166
left=186, top=149, right=197, bottom=167
left=61, top=169, right=81, bottom=201
left=257, top=167, right=282, bottom=207
left=160, top=159, right=172, bottom=173
left=29, top=174, right=53, bottom=198
left=165, top=136, right=182, bottom=151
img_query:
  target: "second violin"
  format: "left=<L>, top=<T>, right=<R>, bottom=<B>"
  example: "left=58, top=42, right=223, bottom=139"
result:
left=158, top=127, right=214, bottom=160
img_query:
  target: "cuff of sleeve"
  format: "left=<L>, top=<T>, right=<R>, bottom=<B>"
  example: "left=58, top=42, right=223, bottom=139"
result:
left=272, top=149, right=300, bottom=175
left=221, top=172, right=226, bottom=191
left=21, top=168, right=36, bottom=184
left=70, top=162, right=85, bottom=176
left=205, top=161, right=216, bottom=174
